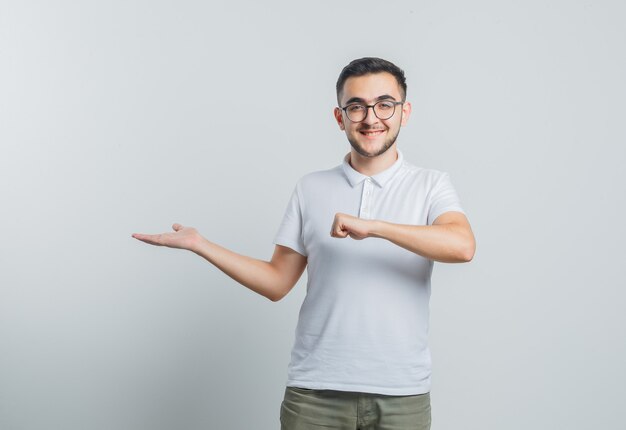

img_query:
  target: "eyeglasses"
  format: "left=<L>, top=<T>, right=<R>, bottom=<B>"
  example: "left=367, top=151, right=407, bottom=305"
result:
left=339, top=100, right=404, bottom=122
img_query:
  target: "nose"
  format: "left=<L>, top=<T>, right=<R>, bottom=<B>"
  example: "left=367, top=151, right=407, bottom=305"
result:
left=362, top=106, right=379, bottom=125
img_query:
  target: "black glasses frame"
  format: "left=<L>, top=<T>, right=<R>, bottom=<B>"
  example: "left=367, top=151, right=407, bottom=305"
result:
left=339, top=101, right=404, bottom=122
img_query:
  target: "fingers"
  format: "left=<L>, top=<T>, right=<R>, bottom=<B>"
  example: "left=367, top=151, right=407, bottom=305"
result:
left=330, top=214, right=348, bottom=238
left=133, top=223, right=188, bottom=248
left=131, top=233, right=164, bottom=246
left=330, top=224, right=349, bottom=238
left=332, top=229, right=348, bottom=238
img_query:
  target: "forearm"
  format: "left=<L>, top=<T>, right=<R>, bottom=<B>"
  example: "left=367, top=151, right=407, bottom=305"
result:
left=369, top=221, right=475, bottom=263
left=190, top=237, right=283, bottom=301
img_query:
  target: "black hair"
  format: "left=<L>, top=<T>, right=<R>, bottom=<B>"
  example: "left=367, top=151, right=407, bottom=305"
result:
left=336, top=57, right=407, bottom=104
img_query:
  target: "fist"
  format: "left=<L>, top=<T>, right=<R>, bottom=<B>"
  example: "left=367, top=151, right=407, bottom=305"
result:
left=330, top=213, right=372, bottom=240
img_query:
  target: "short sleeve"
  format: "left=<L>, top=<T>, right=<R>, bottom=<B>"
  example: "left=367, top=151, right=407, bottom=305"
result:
left=273, top=184, right=307, bottom=256
left=427, top=172, right=466, bottom=225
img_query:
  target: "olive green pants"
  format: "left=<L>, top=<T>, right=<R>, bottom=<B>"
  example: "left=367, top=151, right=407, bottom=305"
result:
left=280, top=386, right=431, bottom=430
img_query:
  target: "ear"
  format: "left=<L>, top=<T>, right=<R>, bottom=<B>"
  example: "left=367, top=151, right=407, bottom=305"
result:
left=400, top=101, right=412, bottom=126
left=334, top=107, right=346, bottom=131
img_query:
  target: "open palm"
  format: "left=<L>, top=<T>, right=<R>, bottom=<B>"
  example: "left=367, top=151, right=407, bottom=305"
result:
left=132, top=223, right=200, bottom=251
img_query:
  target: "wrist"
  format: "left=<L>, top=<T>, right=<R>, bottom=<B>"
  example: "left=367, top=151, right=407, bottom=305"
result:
left=368, top=220, right=386, bottom=238
left=189, top=234, right=207, bottom=254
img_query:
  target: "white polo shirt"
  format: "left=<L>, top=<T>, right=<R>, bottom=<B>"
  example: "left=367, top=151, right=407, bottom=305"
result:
left=273, top=149, right=465, bottom=395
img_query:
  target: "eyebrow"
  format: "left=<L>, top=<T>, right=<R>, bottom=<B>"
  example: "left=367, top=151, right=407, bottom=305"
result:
left=344, top=94, right=398, bottom=105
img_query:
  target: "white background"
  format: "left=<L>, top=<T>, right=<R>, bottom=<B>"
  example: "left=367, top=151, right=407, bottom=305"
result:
left=1, top=1, right=624, bottom=429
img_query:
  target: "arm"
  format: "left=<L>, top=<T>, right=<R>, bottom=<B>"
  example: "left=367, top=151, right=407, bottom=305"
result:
left=132, top=224, right=307, bottom=301
left=330, top=211, right=475, bottom=263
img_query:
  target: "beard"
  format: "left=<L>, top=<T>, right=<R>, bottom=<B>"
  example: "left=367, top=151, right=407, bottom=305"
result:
left=347, top=125, right=401, bottom=158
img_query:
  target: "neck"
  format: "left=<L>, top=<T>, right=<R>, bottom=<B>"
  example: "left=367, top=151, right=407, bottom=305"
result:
left=348, top=147, right=398, bottom=177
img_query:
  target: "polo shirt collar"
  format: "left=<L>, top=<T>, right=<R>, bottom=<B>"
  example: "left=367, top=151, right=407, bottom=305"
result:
left=342, top=149, right=404, bottom=188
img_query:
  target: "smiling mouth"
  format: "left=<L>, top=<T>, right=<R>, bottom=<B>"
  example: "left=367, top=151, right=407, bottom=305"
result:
left=359, top=129, right=385, bottom=137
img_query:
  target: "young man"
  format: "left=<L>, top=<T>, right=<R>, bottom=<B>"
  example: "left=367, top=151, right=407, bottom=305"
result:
left=133, top=57, right=475, bottom=430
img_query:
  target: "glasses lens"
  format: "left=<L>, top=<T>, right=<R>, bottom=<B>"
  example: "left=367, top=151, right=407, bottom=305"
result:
left=373, top=101, right=396, bottom=120
left=345, top=104, right=367, bottom=122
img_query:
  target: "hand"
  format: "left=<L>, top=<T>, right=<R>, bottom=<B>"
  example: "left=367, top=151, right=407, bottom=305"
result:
left=330, top=213, right=373, bottom=240
left=132, top=223, right=201, bottom=252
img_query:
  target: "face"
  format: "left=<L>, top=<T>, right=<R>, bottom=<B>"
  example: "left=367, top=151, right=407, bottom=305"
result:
left=334, top=72, right=411, bottom=158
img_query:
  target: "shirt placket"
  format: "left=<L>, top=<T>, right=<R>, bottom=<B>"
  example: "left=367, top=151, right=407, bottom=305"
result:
left=358, top=178, right=374, bottom=219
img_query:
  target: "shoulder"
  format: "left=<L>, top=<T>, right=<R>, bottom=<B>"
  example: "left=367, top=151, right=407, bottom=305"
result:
left=397, top=159, right=450, bottom=188
left=294, top=164, right=344, bottom=191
